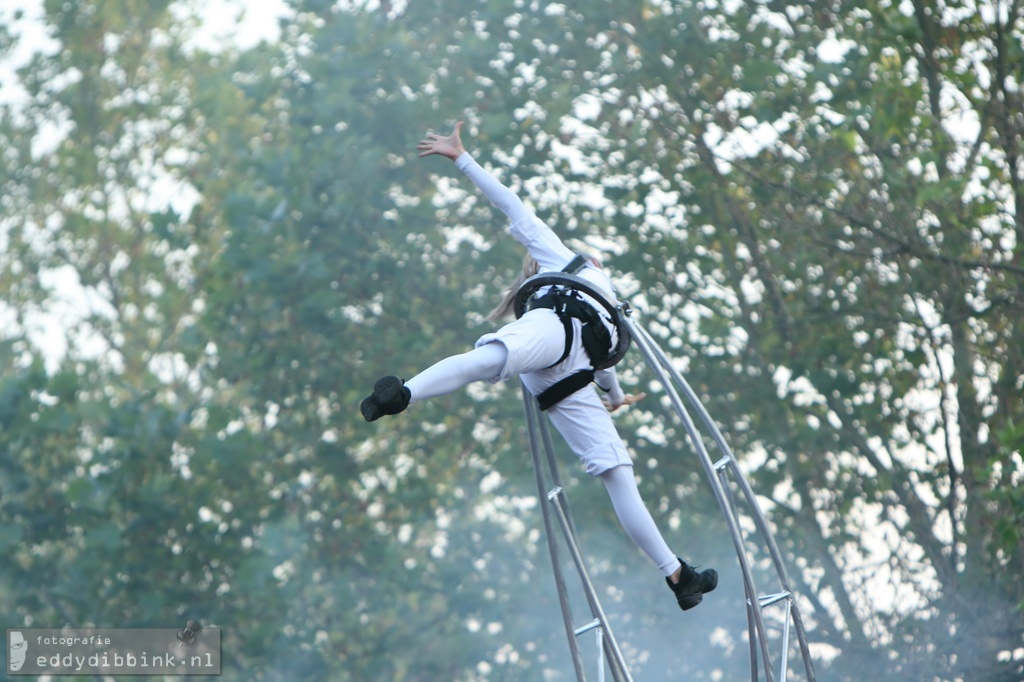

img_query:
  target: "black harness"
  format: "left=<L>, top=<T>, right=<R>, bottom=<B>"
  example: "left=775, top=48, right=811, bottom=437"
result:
left=513, top=255, right=631, bottom=411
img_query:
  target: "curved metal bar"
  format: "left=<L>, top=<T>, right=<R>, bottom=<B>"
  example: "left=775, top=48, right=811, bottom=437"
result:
left=546, top=486, right=634, bottom=682
left=532, top=394, right=631, bottom=682
left=630, top=321, right=817, bottom=681
left=537, top=410, right=582, bottom=543
left=519, top=298, right=817, bottom=681
left=620, top=314, right=777, bottom=682
left=729, top=461, right=817, bottom=680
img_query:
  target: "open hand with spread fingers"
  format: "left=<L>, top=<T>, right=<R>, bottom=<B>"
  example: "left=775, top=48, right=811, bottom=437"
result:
left=417, top=121, right=467, bottom=161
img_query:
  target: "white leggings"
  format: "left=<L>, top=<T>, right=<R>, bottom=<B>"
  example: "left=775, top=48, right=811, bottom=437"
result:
left=406, top=343, right=509, bottom=402
left=405, top=344, right=682, bottom=577
left=599, top=466, right=680, bottom=576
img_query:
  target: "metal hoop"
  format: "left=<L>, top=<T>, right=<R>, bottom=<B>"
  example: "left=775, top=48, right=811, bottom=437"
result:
left=513, top=272, right=632, bottom=370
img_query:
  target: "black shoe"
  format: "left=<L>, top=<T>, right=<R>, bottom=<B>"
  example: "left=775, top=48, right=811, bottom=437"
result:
left=666, top=559, right=718, bottom=611
left=360, top=376, right=411, bottom=422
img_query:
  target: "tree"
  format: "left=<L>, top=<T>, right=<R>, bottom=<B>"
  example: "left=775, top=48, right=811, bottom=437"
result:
left=526, top=1, right=1024, bottom=678
left=4, top=1, right=1020, bottom=680
left=0, top=0, right=293, bottom=667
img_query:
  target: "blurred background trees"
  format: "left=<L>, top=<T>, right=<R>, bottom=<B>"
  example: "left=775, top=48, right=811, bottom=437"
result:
left=1, top=0, right=1021, bottom=680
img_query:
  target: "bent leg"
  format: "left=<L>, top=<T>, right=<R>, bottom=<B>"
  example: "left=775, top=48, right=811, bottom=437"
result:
left=599, top=464, right=682, bottom=578
left=405, top=342, right=508, bottom=402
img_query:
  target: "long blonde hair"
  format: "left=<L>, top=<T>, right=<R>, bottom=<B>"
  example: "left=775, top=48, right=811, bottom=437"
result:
left=488, top=254, right=540, bottom=322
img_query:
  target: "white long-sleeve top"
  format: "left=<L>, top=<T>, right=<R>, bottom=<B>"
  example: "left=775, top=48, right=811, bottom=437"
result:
left=455, top=152, right=625, bottom=405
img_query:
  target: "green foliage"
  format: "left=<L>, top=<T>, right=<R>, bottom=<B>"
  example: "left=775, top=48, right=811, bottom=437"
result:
left=2, top=0, right=1022, bottom=680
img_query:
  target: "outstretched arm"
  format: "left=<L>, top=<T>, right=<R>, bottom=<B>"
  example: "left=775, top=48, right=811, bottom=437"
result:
left=417, top=122, right=574, bottom=272
left=417, top=121, right=533, bottom=226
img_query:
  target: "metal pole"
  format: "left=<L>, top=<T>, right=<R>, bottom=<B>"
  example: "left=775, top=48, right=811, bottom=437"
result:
left=547, top=487, right=634, bottom=682
left=630, top=320, right=816, bottom=679
left=729, top=463, right=817, bottom=681
left=623, top=315, right=776, bottom=681
left=523, top=385, right=588, bottom=681
left=626, top=314, right=817, bottom=681
left=517, top=294, right=818, bottom=681
left=536, top=403, right=630, bottom=682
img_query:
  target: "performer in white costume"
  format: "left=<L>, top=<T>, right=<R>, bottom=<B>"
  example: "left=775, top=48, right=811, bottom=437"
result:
left=361, top=122, right=716, bottom=611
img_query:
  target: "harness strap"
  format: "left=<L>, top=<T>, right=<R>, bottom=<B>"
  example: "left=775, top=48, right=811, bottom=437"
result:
left=525, top=254, right=617, bottom=410
left=513, top=270, right=632, bottom=371
left=561, top=253, right=589, bottom=276
left=526, top=254, right=595, bottom=370
left=529, top=291, right=604, bottom=369
left=555, top=306, right=574, bottom=367
left=536, top=369, right=596, bottom=411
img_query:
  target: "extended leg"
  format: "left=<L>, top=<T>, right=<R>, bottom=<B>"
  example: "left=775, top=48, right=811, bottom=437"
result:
left=598, top=465, right=681, bottom=577
left=361, top=343, right=509, bottom=422
left=405, top=342, right=508, bottom=401
left=599, top=464, right=717, bottom=611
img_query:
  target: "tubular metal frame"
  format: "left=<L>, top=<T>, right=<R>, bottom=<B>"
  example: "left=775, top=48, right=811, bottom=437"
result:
left=521, top=302, right=817, bottom=682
